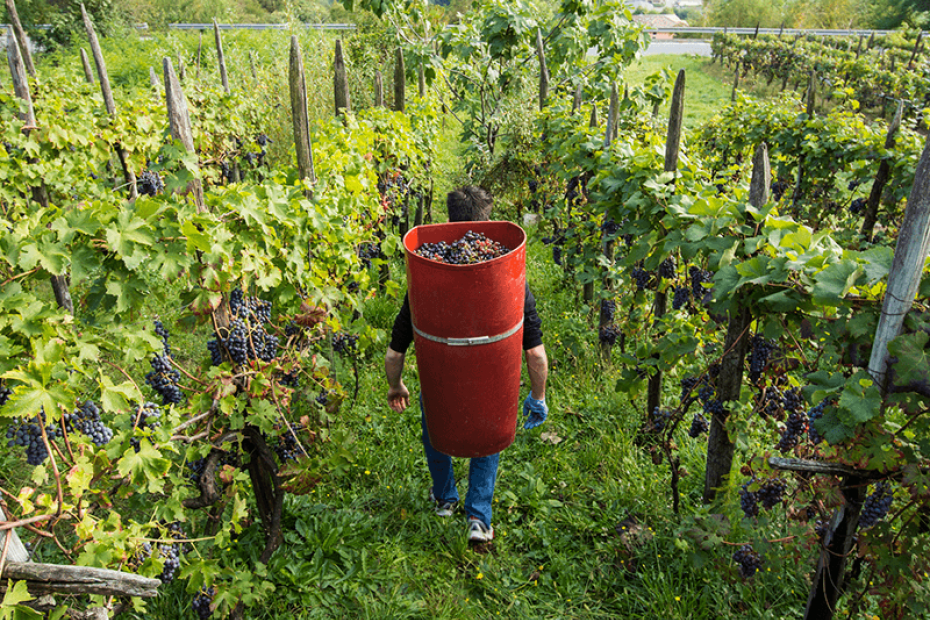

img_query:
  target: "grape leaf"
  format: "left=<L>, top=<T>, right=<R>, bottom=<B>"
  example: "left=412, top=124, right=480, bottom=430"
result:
left=887, top=331, right=930, bottom=389
left=837, top=371, right=882, bottom=426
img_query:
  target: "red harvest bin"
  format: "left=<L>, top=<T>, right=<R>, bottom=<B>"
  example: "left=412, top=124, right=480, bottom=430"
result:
left=403, top=221, right=527, bottom=457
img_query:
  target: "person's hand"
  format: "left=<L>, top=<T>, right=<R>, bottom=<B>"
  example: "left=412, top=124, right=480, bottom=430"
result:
left=522, top=394, right=548, bottom=429
left=387, top=384, right=410, bottom=412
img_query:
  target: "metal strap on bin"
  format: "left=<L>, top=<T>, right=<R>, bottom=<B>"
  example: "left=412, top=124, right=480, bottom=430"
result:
left=413, top=318, right=524, bottom=347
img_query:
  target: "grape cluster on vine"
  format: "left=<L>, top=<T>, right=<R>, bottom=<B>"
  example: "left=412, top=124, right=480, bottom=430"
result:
left=273, top=423, right=305, bottom=462
left=739, top=480, right=760, bottom=518
left=679, top=376, right=702, bottom=408
left=776, top=412, right=808, bottom=452
left=63, top=400, right=113, bottom=447
left=808, top=399, right=828, bottom=445
left=208, top=289, right=279, bottom=366
left=849, top=197, right=866, bottom=215
left=138, top=170, right=165, bottom=196
left=659, top=257, right=676, bottom=280
left=688, top=412, right=709, bottom=438
left=0, top=381, right=11, bottom=407
left=771, top=178, right=790, bottom=202
left=688, top=266, right=712, bottom=303
left=647, top=407, right=672, bottom=433
left=631, top=267, right=654, bottom=292
left=601, top=217, right=621, bottom=238
left=158, top=523, right=186, bottom=583
left=5, top=410, right=58, bottom=465
left=672, top=285, right=690, bottom=310
left=146, top=320, right=183, bottom=405
left=757, top=478, right=788, bottom=509
left=748, top=334, right=776, bottom=383
left=757, top=385, right=785, bottom=418
left=783, top=387, right=803, bottom=413
left=192, top=586, right=215, bottom=619
left=414, top=231, right=512, bottom=265
left=332, top=332, right=359, bottom=355
left=598, top=324, right=620, bottom=346
left=357, top=242, right=384, bottom=269
left=859, top=481, right=893, bottom=529
left=733, top=544, right=764, bottom=579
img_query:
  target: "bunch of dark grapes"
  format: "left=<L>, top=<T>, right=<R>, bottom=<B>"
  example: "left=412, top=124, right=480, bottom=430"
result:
left=758, top=385, right=785, bottom=418
left=771, top=178, right=790, bottom=202
left=414, top=231, right=512, bottom=265
left=733, top=544, right=764, bottom=579
left=688, top=267, right=712, bottom=302
left=659, top=257, right=676, bottom=280
left=702, top=390, right=725, bottom=418
left=849, top=197, right=866, bottom=215
left=776, top=412, right=808, bottom=452
left=598, top=324, right=620, bottom=346
left=255, top=133, right=271, bottom=166
left=280, top=369, right=300, bottom=388
left=688, top=412, right=709, bottom=438
left=192, top=587, right=215, bottom=619
left=63, top=400, right=113, bottom=447
left=128, top=402, right=161, bottom=452
left=680, top=376, right=702, bottom=406
left=0, top=382, right=12, bottom=407
left=273, top=424, right=304, bottom=462
left=5, top=410, right=59, bottom=465
left=848, top=179, right=864, bottom=191
left=154, top=320, right=172, bottom=356
left=158, top=523, right=186, bottom=583
left=332, top=332, right=358, bottom=355
left=807, top=399, right=828, bottom=445
left=631, top=267, right=654, bottom=292
left=208, top=289, right=279, bottom=366
left=138, top=170, right=165, bottom=196
left=316, top=391, right=335, bottom=407
left=647, top=407, right=672, bottom=433
left=357, top=242, right=384, bottom=269
left=859, top=482, right=893, bottom=529
left=565, top=175, right=581, bottom=204
left=672, top=285, right=690, bottom=310
left=757, top=478, right=788, bottom=509
left=146, top=353, right=183, bottom=405
left=601, top=218, right=621, bottom=238
left=601, top=299, right=616, bottom=322
left=739, top=480, right=759, bottom=518
left=783, top=387, right=804, bottom=413
left=748, top=335, right=776, bottom=383
left=552, top=245, right=562, bottom=266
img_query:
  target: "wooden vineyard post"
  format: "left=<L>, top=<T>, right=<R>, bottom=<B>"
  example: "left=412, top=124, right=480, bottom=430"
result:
left=867, top=132, right=930, bottom=391
left=8, top=34, right=73, bottom=314
left=702, top=144, right=767, bottom=504
left=79, top=48, right=94, bottom=84
left=646, top=69, right=685, bottom=421
left=855, top=35, right=864, bottom=59
left=537, top=28, right=548, bottom=111
left=588, top=102, right=598, bottom=128
left=908, top=31, right=923, bottom=70
left=0, top=561, right=161, bottom=598
left=334, top=39, right=350, bottom=119
left=163, top=57, right=206, bottom=212
left=598, top=83, right=620, bottom=357
left=288, top=36, right=316, bottom=187
left=5, top=0, right=34, bottom=76
left=149, top=67, right=159, bottom=90
left=394, top=47, right=405, bottom=113
left=571, top=83, right=583, bottom=115
left=417, top=63, right=426, bottom=99
left=730, top=62, right=740, bottom=102
left=177, top=52, right=185, bottom=81
left=213, top=20, right=230, bottom=94
left=81, top=3, right=138, bottom=200
left=374, top=70, right=384, bottom=107
left=861, top=100, right=904, bottom=240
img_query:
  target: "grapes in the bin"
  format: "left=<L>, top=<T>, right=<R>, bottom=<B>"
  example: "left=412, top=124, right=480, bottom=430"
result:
left=414, top=231, right=512, bottom=265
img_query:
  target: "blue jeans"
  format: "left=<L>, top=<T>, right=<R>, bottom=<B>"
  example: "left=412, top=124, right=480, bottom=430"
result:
left=420, top=398, right=499, bottom=528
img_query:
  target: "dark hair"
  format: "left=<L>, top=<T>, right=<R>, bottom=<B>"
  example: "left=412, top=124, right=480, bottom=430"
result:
left=446, top=186, right=493, bottom=222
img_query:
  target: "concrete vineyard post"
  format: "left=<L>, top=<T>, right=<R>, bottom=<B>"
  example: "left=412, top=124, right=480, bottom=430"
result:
left=80, top=48, right=95, bottom=84
left=394, top=47, right=405, bottom=113
left=81, top=3, right=138, bottom=200
left=5, top=0, right=34, bottom=76
left=288, top=36, right=316, bottom=187
left=604, top=83, right=618, bottom=146
left=334, top=39, right=350, bottom=119
left=163, top=58, right=205, bottom=212
left=149, top=67, right=159, bottom=90
left=571, top=83, right=582, bottom=114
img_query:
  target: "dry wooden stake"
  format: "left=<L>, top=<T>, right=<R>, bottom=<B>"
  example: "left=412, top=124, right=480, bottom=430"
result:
left=537, top=28, right=548, bottom=111
left=80, top=48, right=95, bottom=83
left=394, top=47, right=405, bottom=113
left=5, top=0, right=35, bottom=76
left=374, top=70, right=384, bottom=107
left=214, top=19, right=229, bottom=94
left=288, top=36, right=316, bottom=185
left=334, top=39, right=350, bottom=118
left=163, top=57, right=205, bottom=211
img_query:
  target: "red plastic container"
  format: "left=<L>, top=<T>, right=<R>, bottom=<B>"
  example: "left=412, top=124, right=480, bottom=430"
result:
left=403, top=221, right=527, bottom=457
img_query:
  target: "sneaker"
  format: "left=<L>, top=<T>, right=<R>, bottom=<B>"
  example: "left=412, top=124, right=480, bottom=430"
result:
left=429, top=489, right=457, bottom=517
left=467, top=516, right=494, bottom=543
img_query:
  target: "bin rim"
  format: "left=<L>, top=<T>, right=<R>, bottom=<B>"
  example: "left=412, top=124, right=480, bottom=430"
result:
left=403, top=221, right=527, bottom=270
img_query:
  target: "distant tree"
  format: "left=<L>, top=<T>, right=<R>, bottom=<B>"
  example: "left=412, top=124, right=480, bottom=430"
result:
left=866, top=0, right=930, bottom=28
left=705, top=0, right=789, bottom=27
